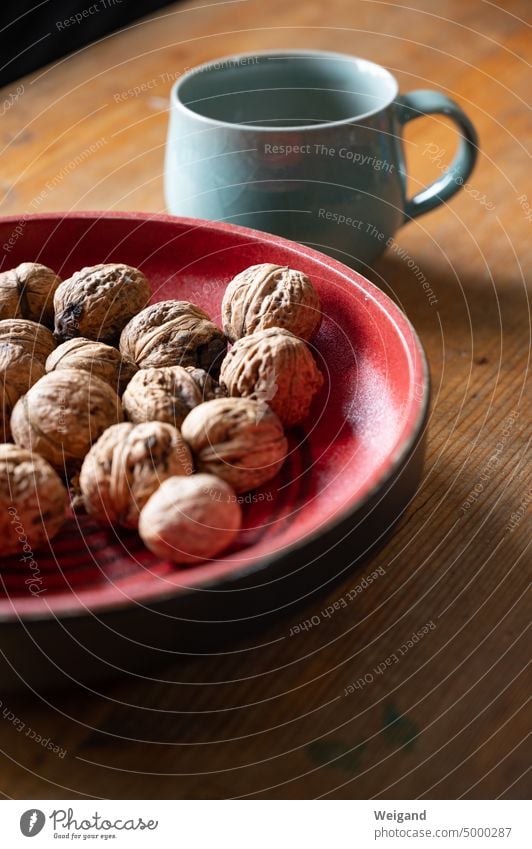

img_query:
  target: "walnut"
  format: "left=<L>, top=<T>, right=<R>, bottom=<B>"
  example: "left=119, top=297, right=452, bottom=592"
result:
left=46, top=337, right=137, bottom=395
left=0, top=270, right=23, bottom=320
left=220, top=327, right=323, bottom=427
left=10, top=369, right=123, bottom=472
left=222, top=263, right=322, bottom=342
left=0, top=444, right=68, bottom=556
left=139, top=473, right=241, bottom=563
left=0, top=342, right=45, bottom=441
left=122, top=365, right=224, bottom=427
left=181, top=397, right=287, bottom=493
left=184, top=366, right=226, bottom=402
left=54, top=263, right=151, bottom=344
left=69, top=471, right=85, bottom=513
left=80, top=421, right=193, bottom=529
left=119, top=300, right=226, bottom=374
left=0, top=263, right=61, bottom=326
left=0, top=319, right=56, bottom=363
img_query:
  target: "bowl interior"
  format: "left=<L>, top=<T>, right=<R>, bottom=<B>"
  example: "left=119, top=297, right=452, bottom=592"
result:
left=0, top=213, right=426, bottom=618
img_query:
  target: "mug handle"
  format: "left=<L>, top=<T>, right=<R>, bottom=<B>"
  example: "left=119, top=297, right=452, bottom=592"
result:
left=395, top=90, right=478, bottom=221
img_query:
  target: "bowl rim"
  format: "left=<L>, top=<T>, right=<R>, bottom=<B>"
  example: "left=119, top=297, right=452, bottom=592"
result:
left=0, top=211, right=430, bottom=622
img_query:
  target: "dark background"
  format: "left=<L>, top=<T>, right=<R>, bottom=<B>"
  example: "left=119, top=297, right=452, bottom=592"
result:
left=0, top=1, right=173, bottom=86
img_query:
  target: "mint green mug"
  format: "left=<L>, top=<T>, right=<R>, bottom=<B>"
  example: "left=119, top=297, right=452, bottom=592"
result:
left=165, top=50, right=478, bottom=268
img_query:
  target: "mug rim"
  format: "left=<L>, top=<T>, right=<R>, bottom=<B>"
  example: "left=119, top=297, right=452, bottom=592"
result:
left=171, top=48, right=399, bottom=132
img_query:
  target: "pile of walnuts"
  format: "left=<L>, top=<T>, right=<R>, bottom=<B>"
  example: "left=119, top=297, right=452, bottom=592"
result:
left=0, top=260, right=323, bottom=564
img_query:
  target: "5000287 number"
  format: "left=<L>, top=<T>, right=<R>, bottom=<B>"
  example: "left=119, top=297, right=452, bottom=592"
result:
left=460, top=827, right=512, bottom=838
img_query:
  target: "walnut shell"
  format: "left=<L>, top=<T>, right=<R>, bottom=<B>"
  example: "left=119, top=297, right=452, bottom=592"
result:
left=220, top=327, right=323, bottom=427
left=0, top=319, right=56, bottom=363
left=184, top=366, right=226, bottom=402
left=222, top=263, right=322, bottom=342
left=0, top=270, right=23, bottom=320
left=46, top=337, right=137, bottom=395
left=139, top=473, right=241, bottom=563
left=10, top=369, right=123, bottom=472
left=0, top=444, right=68, bottom=557
left=122, top=365, right=224, bottom=427
left=119, top=300, right=226, bottom=374
left=53, top=263, right=151, bottom=344
left=80, top=421, right=193, bottom=529
left=0, top=342, right=45, bottom=441
left=181, top=397, right=287, bottom=493
left=0, top=263, right=61, bottom=326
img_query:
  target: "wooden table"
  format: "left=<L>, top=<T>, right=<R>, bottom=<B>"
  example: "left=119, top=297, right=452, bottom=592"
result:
left=0, top=0, right=530, bottom=800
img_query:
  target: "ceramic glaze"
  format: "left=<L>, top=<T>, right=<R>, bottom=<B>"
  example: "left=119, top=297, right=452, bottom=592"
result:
left=165, top=50, right=478, bottom=269
left=0, top=212, right=429, bottom=689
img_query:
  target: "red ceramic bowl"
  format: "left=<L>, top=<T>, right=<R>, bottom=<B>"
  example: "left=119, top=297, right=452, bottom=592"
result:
left=0, top=212, right=428, bottom=691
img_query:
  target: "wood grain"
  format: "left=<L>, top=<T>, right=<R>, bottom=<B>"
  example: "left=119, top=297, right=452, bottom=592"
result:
left=0, top=0, right=530, bottom=799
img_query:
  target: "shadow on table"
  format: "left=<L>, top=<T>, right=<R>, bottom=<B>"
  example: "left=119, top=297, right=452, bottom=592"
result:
left=0, top=0, right=176, bottom=87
